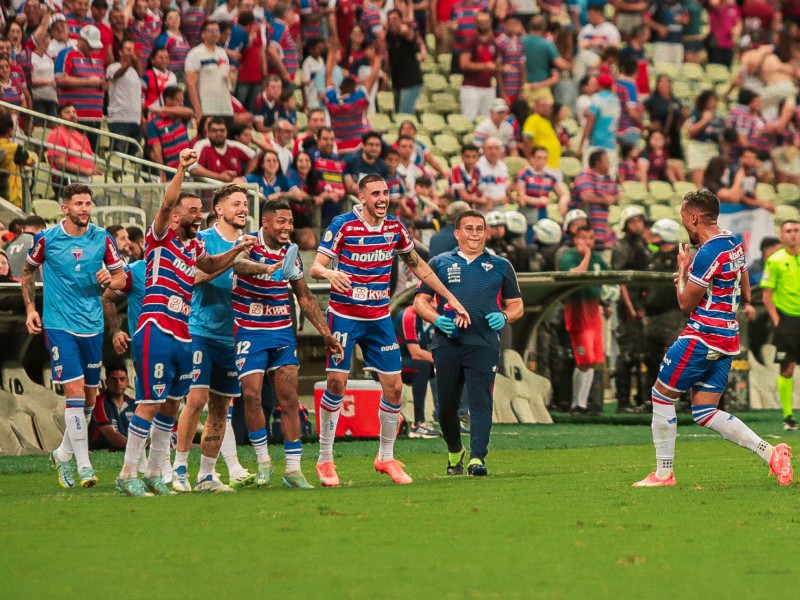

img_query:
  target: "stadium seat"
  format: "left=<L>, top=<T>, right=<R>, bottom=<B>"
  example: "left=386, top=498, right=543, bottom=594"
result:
left=648, top=180, right=675, bottom=204
left=377, top=91, right=395, bottom=115
left=621, top=181, right=649, bottom=205
left=448, top=73, right=463, bottom=89
left=430, top=92, right=459, bottom=115
left=32, top=199, right=63, bottom=224
left=562, top=118, right=580, bottom=137
left=433, top=134, right=461, bottom=157
left=92, top=205, right=147, bottom=229
left=756, top=183, right=777, bottom=204
left=447, top=114, right=473, bottom=136
left=416, top=134, right=433, bottom=148
left=649, top=204, right=678, bottom=222
left=775, top=204, right=800, bottom=223
left=681, top=62, right=705, bottom=81
left=654, top=62, right=679, bottom=79
left=420, top=113, right=447, bottom=135
left=295, top=112, right=308, bottom=130
left=368, top=113, right=392, bottom=133
left=546, top=203, right=562, bottom=222
left=776, top=182, right=800, bottom=205
left=422, top=73, right=448, bottom=94
left=437, top=53, right=452, bottom=72
left=504, top=156, right=528, bottom=179
left=672, top=180, right=697, bottom=200
left=560, top=156, right=582, bottom=181
left=705, top=63, right=731, bottom=84
left=393, top=113, right=418, bottom=127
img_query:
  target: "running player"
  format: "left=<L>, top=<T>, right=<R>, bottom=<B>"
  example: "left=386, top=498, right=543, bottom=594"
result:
left=172, top=183, right=256, bottom=493
left=633, top=190, right=793, bottom=487
left=233, top=199, right=343, bottom=488
left=22, top=183, right=126, bottom=489
left=310, top=174, right=470, bottom=487
left=115, top=148, right=256, bottom=497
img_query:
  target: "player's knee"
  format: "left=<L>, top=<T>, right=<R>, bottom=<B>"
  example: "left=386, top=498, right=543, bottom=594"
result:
left=382, top=378, right=403, bottom=402
left=207, top=394, right=229, bottom=419
left=327, top=377, right=347, bottom=397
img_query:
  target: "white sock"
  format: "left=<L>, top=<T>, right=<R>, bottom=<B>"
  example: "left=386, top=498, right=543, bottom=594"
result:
left=572, top=369, right=594, bottom=409
left=694, top=405, right=773, bottom=463
left=651, top=389, right=677, bottom=478
left=284, top=439, right=302, bottom=474
left=173, top=450, right=190, bottom=470
left=55, top=427, right=73, bottom=463
left=248, top=428, right=271, bottom=466
left=198, top=454, right=217, bottom=480
left=220, top=413, right=243, bottom=473
left=122, top=414, right=152, bottom=479
left=317, top=391, right=343, bottom=463
left=378, top=398, right=401, bottom=462
left=65, top=402, right=91, bottom=471
left=145, top=414, right=174, bottom=478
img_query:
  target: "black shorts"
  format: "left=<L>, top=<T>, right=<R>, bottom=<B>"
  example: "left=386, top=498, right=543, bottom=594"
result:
left=774, top=311, right=800, bottom=365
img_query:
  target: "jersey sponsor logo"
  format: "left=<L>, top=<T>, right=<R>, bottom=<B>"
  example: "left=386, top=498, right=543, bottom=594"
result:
left=351, top=287, right=389, bottom=301
left=71, top=248, right=83, bottom=260
left=172, top=257, right=196, bottom=277
left=248, top=303, right=291, bottom=316
left=701, top=259, right=719, bottom=282
left=351, top=249, right=393, bottom=262
left=380, top=342, right=399, bottom=352
left=86, top=362, right=102, bottom=369
left=179, top=372, right=193, bottom=381
left=482, top=262, right=493, bottom=272
left=447, top=263, right=461, bottom=284
left=167, top=295, right=192, bottom=316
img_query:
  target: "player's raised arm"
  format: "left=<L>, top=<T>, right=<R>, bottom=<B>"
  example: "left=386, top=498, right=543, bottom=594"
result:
left=153, top=149, right=197, bottom=239
left=289, top=276, right=343, bottom=357
left=400, top=249, right=471, bottom=325
left=232, top=250, right=283, bottom=277
left=197, top=234, right=256, bottom=274
left=310, top=250, right=352, bottom=293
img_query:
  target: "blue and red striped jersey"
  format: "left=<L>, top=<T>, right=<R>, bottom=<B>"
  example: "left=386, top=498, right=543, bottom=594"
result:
left=54, top=48, right=104, bottom=120
left=449, top=164, right=483, bottom=201
left=126, top=15, right=160, bottom=69
left=680, top=231, right=747, bottom=355
left=63, top=12, right=95, bottom=40
left=137, top=225, right=207, bottom=342
left=496, top=33, right=524, bottom=99
left=146, top=114, right=190, bottom=169
left=517, top=166, right=559, bottom=220
left=571, top=170, right=619, bottom=248
left=269, top=19, right=299, bottom=77
left=318, top=206, right=415, bottom=320
left=323, top=86, right=369, bottom=154
left=450, top=0, right=488, bottom=52
left=180, top=6, right=206, bottom=48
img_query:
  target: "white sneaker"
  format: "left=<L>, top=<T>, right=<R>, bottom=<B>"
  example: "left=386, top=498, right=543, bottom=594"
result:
left=172, top=465, right=192, bottom=493
left=195, top=474, right=235, bottom=493
left=229, top=468, right=257, bottom=489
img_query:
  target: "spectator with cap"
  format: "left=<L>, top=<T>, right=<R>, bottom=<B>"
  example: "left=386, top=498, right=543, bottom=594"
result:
left=579, top=72, right=621, bottom=176
left=48, top=13, right=76, bottom=59
left=522, top=96, right=561, bottom=167
left=474, top=98, right=518, bottom=155
left=459, top=12, right=503, bottom=121
left=429, top=200, right=471, bottom=256
left=571, top=149, right=620, bottom=251
left=54, top=24, right=106, bottom=149
left=6, top=215, right=46, bottom=280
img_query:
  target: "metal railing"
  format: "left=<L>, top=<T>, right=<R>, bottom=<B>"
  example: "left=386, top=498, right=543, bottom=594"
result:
left=0, top=101, right=264, bottom=224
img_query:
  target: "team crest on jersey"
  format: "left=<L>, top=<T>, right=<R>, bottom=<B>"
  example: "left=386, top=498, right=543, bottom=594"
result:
left=71, top=248, right=83, bottom=260
left=383, top=233, right=395, bottom=243
left=192, top=369, right=200, bottom=381
left=323, top=230, right=333, bottom=242
left=54, top=365, right=63, bottom=379
left=153, top=384, right=166, bottom=396
left=482, top=262, right=493, bottom=272
left=235, top=358, right=246, bottom=370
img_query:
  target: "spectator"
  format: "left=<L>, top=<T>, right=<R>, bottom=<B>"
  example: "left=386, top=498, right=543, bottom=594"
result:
left=268, top=2, right=300, bottom=85
left=323, top=45, right=380, bottom=154
left=476, top=137, right=509, bottom=211
left=384, top=147, right=408, bottom=215
left=579, top=73, right=621, bottom=176
left=245, top=148, right=300, bottom=201
left=253, top=76, right=287, bottom=132
left=0, top=113, right=35, bottom=209
left=0, top=56, right=29, bottom=112
left=64, top=0, right=96, bottom=41
left=637, top=130, right=685, bottom=186
left=749, top=235, right=781, bottom=286
left=613, top=0, right=649, bottom=41
left=48, top=14, right=75, bottom=59
left=54, top=25, right=106, bottom=147
left=684, top=90, right=723, bottom=186
left=89, top=363, right=136, bottom=451
left=145, top=85, right=192, bottom=170
left=741, top=0, right=777, bottom=45
left=449, top=0, right=486, bottom=75
left=288, top=151, right=321, bottom=248
left=560, top=224, right=609, bottom=414
left=724, top=88, right=767, bottom=166
left=616, top=58, right=643, bottom=146
left=521, top=15, right=569, bottom=105
left=522, top=97, right=561, bottom=167
left=449, top=144, right=484, bottom=205
left=6, top=215, right=46, bottom=280
left=269, top=119, right=296, bottom=174
left=190, top=117, right=258, bottom=182
left=106, top=40, right=142, bottom=150
left=516, top=146, right=570, bottom=241
left=474, top=98, right=518, bottom=155
left=124, top=0, right=160, bottom=70
left=343, top=131, right=390, bottom=195
left=0, top=249, right=15, bottom=282
left=46, top=103, right=101, bottom=181
left=309, top=126, right=346, bottom=228
left=396, top=120, right=448, bottom=179
left=571, top=149, right=619, bottom=250
left=156, top=8, right=190, bottom=79
left=428, top=200, right=471, bottom=256
left=459, top=12, right=501, bottom=121
left=185, top=20, right=234, bottom=124
left=644, top=75, right=686, bottom=161
left=141, top=47, right=178, bottom=112
left=617, top=140, right=640, bottom=183
left=396, top=134, right=431, bottom=192
left=619, top=24, right=650, bottom=96
left=30, top=27, right=58, bottom=119
left=211, top=0, right=240, bottom=23
left=682, top=0, right=705, bottom=64
left=106, top=224, right=133, bottom=263
left=496, top=16, right=525, bottom=104
left=301, top=39, right=326, bottom=111
left=647, top=0, right=688, bottom=68
left=232, top=10, right=264, bottom=112
left=126, top=226, right=145, bottom=261
left=575, top=5, right=621, bottom=81
left=90, top=0, right=114, bottom=67
left=109, top=8, right=127, bottom=64
left=484, top=211, right=529, bottom=272
left=181, top=0, right=207, bottom=48
left=707, top=0, right=741, bottom=67
left=292, top=108, right=326, bottom=156
left=386, top=8, right=423, bottom=115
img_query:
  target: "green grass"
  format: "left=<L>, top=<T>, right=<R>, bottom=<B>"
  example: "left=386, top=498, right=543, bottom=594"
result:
left=3, top=415, right=800, bottom=599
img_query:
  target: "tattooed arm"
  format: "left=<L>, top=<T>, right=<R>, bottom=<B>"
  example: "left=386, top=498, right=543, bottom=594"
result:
left=21, top=262, right=42, bottom=334
left=289, top=277, right=343, bottom=357
left=232, top=252, right=282, bottom=277
left=400, top=249, right=471, bottom=325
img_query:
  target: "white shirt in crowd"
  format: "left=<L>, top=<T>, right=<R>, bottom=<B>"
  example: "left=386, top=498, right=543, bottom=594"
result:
left=184, top=44, right=233, bottom=117
left=474, top=117, right=516, bottom=151
left=302, top=55, right=324, bottom=111
left=106, top=62, right=143, bottom=124
left=30, top=52, right=58, bottom=103
left=476, top=155, right=510, bottom=202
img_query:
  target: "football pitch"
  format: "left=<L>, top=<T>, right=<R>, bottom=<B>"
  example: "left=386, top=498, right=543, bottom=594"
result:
left=3, top=415, right=800, bottom=600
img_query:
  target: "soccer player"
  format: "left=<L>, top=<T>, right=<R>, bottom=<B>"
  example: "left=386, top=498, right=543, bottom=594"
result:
left=22, top=183, right=127, bottom=489
left=232, top=199, right=343, bottom=488
left=310, top=174, right=470, bottom=486
left=172, top=183, right=257, bottom=493
left=633, top=190, right=793, bottom=487
left=760, top=219, right=800, bottom=431
left=115, top=149, right=256, bottom=497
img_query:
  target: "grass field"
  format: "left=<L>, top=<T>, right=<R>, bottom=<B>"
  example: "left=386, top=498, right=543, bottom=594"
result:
left=3, top=413, right=800, bottom=599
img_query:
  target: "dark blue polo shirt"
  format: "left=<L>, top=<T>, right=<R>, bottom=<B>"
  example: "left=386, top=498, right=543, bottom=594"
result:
left=417, top=248, right=521, bottom=350
left=344, top=153, right=390, bottom=183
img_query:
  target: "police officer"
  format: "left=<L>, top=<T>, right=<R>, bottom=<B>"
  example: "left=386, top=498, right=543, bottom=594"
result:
left=414, top=210, right=524, bottom=476
left=641, top=219, right=684, bottom=401
left=485, top=210, right=530, bottom=272
left=612, top=205, right=651, bottom=412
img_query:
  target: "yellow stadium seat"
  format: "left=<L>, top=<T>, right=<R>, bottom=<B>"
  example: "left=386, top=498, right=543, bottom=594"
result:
left=559, top=156, right=582, bottom=181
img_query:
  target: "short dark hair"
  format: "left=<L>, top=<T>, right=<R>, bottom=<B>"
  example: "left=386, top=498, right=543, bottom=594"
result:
left=738, top=88, right=759, bottom=107
left=531, top=145, right=548, bottom=156
left=0, top=113, right=13, bottom=135
left=415, top=176, right=433, bottom=188
left=760, top=236, right=780, bottom=253
left=126, top=225, right=144, bottom=243
left=104, top=361, right=128, bottom=377
left=163, top=85, right=183, bottom=102
left=683, top=188, right=720, bottom=220
left=781, top=219, right=800, bottom=229
left=362, top=130, right=382, bottom=145
left=588, top=149, right=606, bottom=169
left=572, top=224, right=593, bottom=238
left=461, top=144, right=479, bottom=154
left=238, top=11, right=255, bottom=27
left=24, top=215, right=47, bottom=230
left=201, top=19, right=220, bottom=33
left=58, top=103, right=76, bottom=116
left=92, top=0, right=109, bottom=9
left=384, top=148, right=399, bottom=158
left=358, top=173, right=386, bottom=192
left=212, top=183, right=248, bottom=207
left=455, top=209, right=485, bottom=229
left=208, top=117, right=228, bottom=131
left=397, top=134, right=415, bottom=145
left=262, top=199, right=291, bottom=214
left=741, top=146, right=758, bottom=156
left=177, top=191, right=201, bottom=206
left=106, top=224, right=124, bottom=238
left=62, top=183, right=92, bottom=202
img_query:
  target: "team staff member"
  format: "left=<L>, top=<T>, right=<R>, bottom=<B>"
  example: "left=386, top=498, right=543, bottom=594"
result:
left=414, top=210, right=523, bottom=477
left=761, top=219, right=800, bottom=431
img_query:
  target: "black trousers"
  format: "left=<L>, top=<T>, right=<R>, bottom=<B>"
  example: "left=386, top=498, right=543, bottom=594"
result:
left=432, top=341, right=499, bottom=461
left=402, top=357, right=435, bottom=424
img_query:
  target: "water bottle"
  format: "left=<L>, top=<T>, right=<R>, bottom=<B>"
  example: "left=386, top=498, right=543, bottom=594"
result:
left=443, top=302, right=459, bottom=340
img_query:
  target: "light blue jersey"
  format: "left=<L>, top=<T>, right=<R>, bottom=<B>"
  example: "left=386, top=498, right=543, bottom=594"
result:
left=189, top=224, right=237, bottom=343
left=120, top=260, right=146, bottom=336
left=27, top=221, right=124, bottom=335
left=588, top=90, right=621, bottom=150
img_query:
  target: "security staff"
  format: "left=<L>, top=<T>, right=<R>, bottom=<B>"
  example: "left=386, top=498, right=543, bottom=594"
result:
left=761, top=219, right=800, bottom=431
left=414, top=210, right=524, bottom=477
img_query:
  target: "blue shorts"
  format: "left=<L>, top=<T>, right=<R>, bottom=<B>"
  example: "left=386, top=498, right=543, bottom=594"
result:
left=133, top=322, right=193, bottom=404
left=190, top=335, right=241, bottom=397
left=326, top=313, right=401, bottom=375
left=44, top=329, right=102, bottom=387
left=235, top=330, right=299, bottom=378
left=657, top=337, right=733, bottom=395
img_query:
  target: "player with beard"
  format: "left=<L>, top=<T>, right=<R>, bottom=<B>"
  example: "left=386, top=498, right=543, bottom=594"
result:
left=115, top=149, right=256, bottom=497
left=232, top=200, right=343, bottom=488
left=311, top=174, right=470, bottom=487
left=172, top=184, right=258, bottom=493
left=23, top=184, right=126, bottom=489
left=633, top=190, right=793, bottom=488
